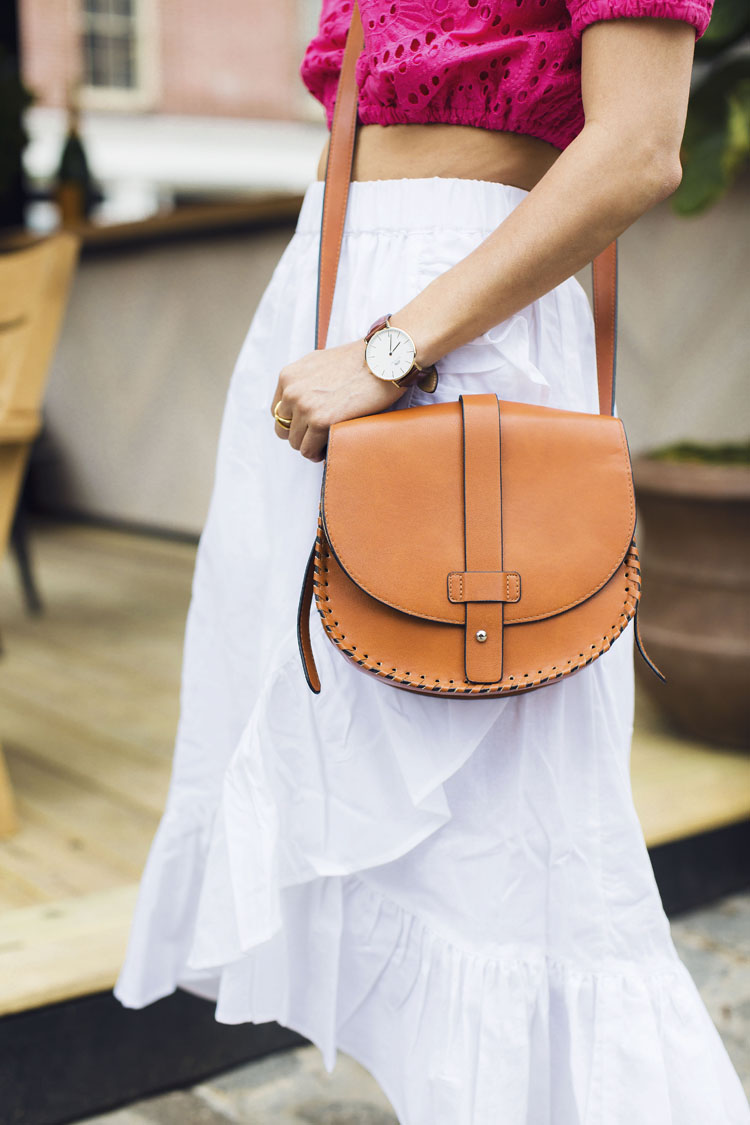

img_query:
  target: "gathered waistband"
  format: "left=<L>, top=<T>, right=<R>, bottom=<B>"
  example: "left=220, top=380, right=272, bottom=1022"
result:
left=296, top=176, right=529, bottom=237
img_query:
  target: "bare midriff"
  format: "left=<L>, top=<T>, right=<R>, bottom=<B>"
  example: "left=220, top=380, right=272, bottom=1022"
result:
left=316, top=123, right=562, bottom=191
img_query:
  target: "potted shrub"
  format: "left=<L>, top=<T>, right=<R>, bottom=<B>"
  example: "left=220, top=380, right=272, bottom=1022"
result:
left=670, top=0, right=750, bottom=217
left=633, top=444, right=750, bottom=748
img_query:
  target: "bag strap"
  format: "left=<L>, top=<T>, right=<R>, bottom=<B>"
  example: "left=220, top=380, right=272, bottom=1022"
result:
left=315, top=5, right=364, bottom=354
left=297, top=540, right=320, bottom=694
left=461, top=395, right=506, bottom=684
left=315, top=0, right=618, bottom=417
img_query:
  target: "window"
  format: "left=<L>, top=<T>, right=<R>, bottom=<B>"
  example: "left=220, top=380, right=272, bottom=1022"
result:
left=80, top=0, right=158, bottom=110
left=82, top=0, right=137, bottom=90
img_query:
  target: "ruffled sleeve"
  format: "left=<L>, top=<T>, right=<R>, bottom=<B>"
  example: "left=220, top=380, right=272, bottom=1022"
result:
left=566, top=0, right=714, bottom=40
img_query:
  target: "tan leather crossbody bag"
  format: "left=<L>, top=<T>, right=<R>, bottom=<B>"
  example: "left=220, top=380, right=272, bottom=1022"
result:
left=296, top=4, right=662, bottom=698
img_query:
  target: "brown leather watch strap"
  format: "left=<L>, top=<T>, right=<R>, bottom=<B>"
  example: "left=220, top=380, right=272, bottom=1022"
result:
left=364, top=314, right=389, bottom=342
left=314, top=3, right=619, bottom=418
left=460, top=395, right=505, bottom=683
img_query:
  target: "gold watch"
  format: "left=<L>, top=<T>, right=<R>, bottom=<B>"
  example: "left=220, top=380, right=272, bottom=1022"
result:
left=364, top=315, right=439, bottom=393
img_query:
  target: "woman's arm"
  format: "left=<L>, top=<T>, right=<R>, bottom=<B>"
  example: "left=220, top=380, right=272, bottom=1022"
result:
left=272, top=17, right=697, bottom=461
left=393, top=17, right=695, bottom=364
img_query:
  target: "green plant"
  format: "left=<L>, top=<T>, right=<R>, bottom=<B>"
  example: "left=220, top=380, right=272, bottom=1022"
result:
left=672, top=0, right=750, bottom=215
left=649, top=439, right=750, bottom=464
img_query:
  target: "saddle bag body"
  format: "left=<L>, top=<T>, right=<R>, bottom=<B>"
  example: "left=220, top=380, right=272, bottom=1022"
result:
left=298, top=393, right=642, bottom=697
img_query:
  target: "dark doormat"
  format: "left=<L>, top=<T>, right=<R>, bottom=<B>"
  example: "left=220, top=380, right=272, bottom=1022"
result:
left=0, top=988, right=304, bottom=1125
left=651, top=818, right=750, bottom=918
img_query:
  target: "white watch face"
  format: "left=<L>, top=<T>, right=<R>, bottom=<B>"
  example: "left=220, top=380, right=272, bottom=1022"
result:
left=365, top=326, right=417, bottom=382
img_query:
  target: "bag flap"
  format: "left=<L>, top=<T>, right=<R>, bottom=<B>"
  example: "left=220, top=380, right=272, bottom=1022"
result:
left=321, top=398, right=635, bottom=626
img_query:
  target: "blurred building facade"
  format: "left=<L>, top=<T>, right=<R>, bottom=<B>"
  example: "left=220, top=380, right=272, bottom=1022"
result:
left=19, top=0, right=328, bottom=220
left=19, top=0, right=322, bottom=121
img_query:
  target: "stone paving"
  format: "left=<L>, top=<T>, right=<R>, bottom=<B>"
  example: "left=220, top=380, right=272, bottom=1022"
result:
left=669, top=889, right=750, bottom=1099
left=83, top=891, right=750, bottom=1124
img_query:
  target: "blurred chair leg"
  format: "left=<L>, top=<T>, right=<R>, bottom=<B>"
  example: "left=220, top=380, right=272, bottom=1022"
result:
left=11, top=491, right=44, bottom=614
left=0, top=443, right=43, bottom=615
left=0, top=743, right=19, bottom=838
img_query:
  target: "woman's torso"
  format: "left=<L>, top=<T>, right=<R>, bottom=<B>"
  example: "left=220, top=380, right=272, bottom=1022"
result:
left=316, top=121, right=561, bottom=189
left=309, top=0, right=569, bottom=189
left=305, top=1, right=710, bottom=187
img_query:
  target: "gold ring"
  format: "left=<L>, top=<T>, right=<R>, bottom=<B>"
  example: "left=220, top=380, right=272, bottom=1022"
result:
left=273, top=403, right=292, bottom=430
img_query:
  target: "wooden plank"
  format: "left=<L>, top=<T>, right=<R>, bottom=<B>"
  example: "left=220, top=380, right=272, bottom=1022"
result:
left=0, top=705, right=170, bottom=817
left=5, top=750, right=159, bottom=878
left=0, top=524, right=182, bottom=1012
left=631, top=695, right=750, bottom=848
left=0, top=885, right=138, bottom=1015
left=1, top=521, right=196, bottom=598
left=0, top=865, right=50, bottom=910
left=0, top=649, right=180, bottom=761
left=0, top=630, right=185, bottom=700
left=0, top=801, right=129, bottom=901
left=0, top=743, right=18, bottom=839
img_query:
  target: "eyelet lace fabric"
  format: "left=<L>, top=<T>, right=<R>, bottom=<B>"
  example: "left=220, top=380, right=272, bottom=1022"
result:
left=300, top=0, right=714, bottom=151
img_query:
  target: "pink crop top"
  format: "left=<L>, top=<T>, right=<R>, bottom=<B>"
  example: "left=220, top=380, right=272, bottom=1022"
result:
left=301, top=0, right=713, bottom=152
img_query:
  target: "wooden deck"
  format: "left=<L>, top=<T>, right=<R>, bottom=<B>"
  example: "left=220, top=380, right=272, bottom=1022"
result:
left=1, top=519, right=749, bottom=1018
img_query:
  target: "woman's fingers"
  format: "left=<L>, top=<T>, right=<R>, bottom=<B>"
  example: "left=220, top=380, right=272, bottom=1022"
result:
left=299, top=422, right=328, bottom=462
left=270, top=375, right=284, bottom=419
left=271, top=337, right=404, bottom=457
left=287, top=410, right=307, bottom=451
left=287, top=411, right=328, bottom=461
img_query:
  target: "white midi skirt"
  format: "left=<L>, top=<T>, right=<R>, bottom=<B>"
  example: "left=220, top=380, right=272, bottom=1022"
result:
left=115, top=177, right=749, bottom=1124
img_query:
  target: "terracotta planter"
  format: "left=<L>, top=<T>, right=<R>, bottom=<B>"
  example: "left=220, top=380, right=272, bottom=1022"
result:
left=632, top=458, right=750, bottom=748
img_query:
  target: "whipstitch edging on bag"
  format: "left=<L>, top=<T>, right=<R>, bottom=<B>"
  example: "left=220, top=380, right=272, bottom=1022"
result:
left=312, top=518, right=642, bottom=697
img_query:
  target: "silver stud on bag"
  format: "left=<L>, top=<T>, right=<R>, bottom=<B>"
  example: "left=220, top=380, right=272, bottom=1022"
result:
left=475, top=630, right=488, bottom=643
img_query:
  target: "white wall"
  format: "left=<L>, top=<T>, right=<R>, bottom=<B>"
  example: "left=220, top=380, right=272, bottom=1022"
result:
left=38, top=225, right=296, bottom=535
left=579, top=169, right=749, bottom=455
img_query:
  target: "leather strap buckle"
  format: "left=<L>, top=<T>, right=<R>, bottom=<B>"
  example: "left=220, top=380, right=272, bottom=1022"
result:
left=447, top=571, right=521, bottom=604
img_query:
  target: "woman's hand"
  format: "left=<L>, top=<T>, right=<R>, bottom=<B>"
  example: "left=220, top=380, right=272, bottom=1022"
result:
left=270, top=338, right=404, bottom=462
